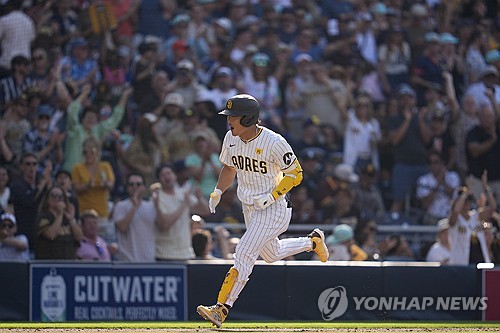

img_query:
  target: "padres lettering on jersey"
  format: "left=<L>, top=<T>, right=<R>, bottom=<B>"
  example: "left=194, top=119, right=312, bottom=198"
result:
left=219, top=127, right=296, bottom=205
left=230, top=156, right=268, bottom=173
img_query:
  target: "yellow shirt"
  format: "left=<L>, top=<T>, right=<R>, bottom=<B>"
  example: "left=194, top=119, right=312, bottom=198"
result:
left=71, top=161, right=115, bottom=217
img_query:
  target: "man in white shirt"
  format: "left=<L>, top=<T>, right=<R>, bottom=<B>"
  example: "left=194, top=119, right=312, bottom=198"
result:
left=426, top=218, right=451, bottom=264
left=113, top=173, right=156, bottom=262
left=0, top=212, right=29, bottom=260
left=0, top=0, right=35, bottom=74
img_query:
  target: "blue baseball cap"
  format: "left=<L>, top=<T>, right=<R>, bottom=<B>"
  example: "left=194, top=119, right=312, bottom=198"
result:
left=486, top=49, right=500, bottom=63
left=326, top=224, right=354, bottom=245
left=440, top=32, right=458, bottom=44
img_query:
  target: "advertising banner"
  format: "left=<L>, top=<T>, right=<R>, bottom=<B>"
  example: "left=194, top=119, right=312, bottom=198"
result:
left=483, top=269, right=500, bottom=321
left=30, top=264, right=187, bottom=322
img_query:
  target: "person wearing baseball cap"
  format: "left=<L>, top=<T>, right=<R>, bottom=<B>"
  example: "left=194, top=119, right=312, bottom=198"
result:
left=326, top=224, right=368, bottom=261
left=425, top=218, right=451, bottom=265
left=0, top=212, right=30, bottom=260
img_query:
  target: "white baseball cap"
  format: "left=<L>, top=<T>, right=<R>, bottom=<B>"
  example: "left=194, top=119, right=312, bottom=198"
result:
left=334, top=164, right=359, bottom=183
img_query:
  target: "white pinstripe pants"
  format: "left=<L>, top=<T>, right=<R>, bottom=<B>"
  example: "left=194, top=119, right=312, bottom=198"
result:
left=226, top=198, right=313, bottom=306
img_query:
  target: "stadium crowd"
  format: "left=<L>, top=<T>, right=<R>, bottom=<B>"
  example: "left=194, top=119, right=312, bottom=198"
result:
left=0, top=0, right=499, bottom=265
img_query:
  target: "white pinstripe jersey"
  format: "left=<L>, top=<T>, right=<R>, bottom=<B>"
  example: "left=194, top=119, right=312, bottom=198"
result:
left=448, top=210, right=480, bottom=266
left=219, top=126, right=297, bottom=205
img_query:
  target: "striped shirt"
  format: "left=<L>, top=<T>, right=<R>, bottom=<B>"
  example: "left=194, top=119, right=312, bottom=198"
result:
left=448, top=211, right=480, bottom=266
left=0, top=75, right=33, bottom=104
left=219, top=126, right=297, bottom=205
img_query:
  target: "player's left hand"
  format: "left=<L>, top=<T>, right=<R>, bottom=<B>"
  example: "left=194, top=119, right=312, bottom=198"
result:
left=253, top=193, right=275, bottom=210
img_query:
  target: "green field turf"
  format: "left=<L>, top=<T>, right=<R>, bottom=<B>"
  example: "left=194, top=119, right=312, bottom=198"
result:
left=0, top=321, right=499, bottom=331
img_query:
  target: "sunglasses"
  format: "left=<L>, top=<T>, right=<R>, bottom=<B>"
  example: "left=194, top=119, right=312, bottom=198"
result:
left=128, top=182, right=144, bottom=187
left=50, top=193, right=65, bottom=200
left=1, top=223, right=14, bottom=229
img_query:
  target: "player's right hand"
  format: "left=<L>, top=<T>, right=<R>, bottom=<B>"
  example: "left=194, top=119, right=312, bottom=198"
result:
left=209, top=188, right=222, bottom=213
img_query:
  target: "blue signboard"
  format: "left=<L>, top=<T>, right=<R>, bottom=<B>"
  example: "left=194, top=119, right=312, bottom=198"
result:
left=30, top=264, right=187, bottom=322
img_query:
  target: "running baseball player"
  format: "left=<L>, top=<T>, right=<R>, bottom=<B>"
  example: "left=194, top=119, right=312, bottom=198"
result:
left=197, top=94, right=329, bottom=328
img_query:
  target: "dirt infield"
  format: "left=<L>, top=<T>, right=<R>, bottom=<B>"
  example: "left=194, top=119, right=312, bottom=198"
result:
left=2, top=327, right=500, bottom=333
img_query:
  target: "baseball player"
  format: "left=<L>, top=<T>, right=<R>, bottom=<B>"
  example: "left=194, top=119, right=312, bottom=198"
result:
left=196, top=94, right=329, bottom=328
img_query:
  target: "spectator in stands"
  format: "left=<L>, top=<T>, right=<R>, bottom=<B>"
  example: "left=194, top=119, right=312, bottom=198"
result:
left=76, top=209, right=113, bottom=261
left=285, top=53, right=313, bottom=141
left=113, top=173, right=156, bottom=262
left=354, top=217, right=381, bottom=261
left=105, top=0, right=140, bottom=42
left=192, top=229, right=217, bottom=260
left=465, top=30, right=488, bottom=86
left=62, top=85, right=131, bottom=172
left=387, top=84, right=430, bottom=214
left=465, top=103, right=500, bottom=204
left=138, top=70, right=171, bottom=115
left=415, top=150, right=460, bottom=225
left=185, top=132, right=221, bottom=199
left=465, top=65, right=500, bottom=111
left=377, top=26, right=411, bottom=95
left=380, top=234, right=415, bottom=261
left=29, top=48, right=53, bottom=99
left=151, top=164, right=209, bottom=261
left=240, top=52, right=283, bottom=132
left=55, top=169, right=79, bottom=220
left=425, top=218, right=451, bottom=264
left=164, top=107, right=219, bottom=163
left=354, top=164, right=386, bottom=219
left=125, top=113, right=169, bottom=188
left=49, top=0, right=80, bottom=48
left=440, top=33, right=464, bottom=97
left=404, top=4, right=431, bottom=61
left=9, top=153, right=51, bottom=251
left=0, top=0, right=35, bottom=76
left=1, top=93, right=31, bottom=167
left=132, top=40, right=160, bottom=105
left=411, top=32, right=444, bottom=106
left=292, top=117, right=323, bottom=156
left=0, top=166, right=12, bottom=213
left=296, top=61, right=347, bottom=136
left=1, top=55, right=34, bottom=105
left=469, top=222, right=500, bottom=264
left=100, top=49, right=128, bottom=95
left=168, top=59, right=205, bottom=110
left=448, top=186, right=491, bottom=266
left=325, top=224, right=368, bottom=261
left=60, top=37, right=101, bottom=91
left=22, top=104, right=64, bottom=176
left=0, top=212, right=29, bottom=260
left=320, top=167, right=361, bottom=226
left=289, top=186, right=320, bottom=226
left=155, top=92, right=185, bottom=140
left=450, top=93, right=479, bottom=179
left=289, top=26, right=323, bottom=62
left=162, top=13, right=191, bottom=70
left=342, top=92, right=382, bottom=172
left=35, top=185, right=82, bottom=259
left=208, top=67, right=238, bottom=111
left=71, top=137, right=115, bottom=243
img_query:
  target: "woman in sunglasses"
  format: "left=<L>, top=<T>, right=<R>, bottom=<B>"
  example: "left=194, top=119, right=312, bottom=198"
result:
left=34, top=185, right=82, bottom=259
